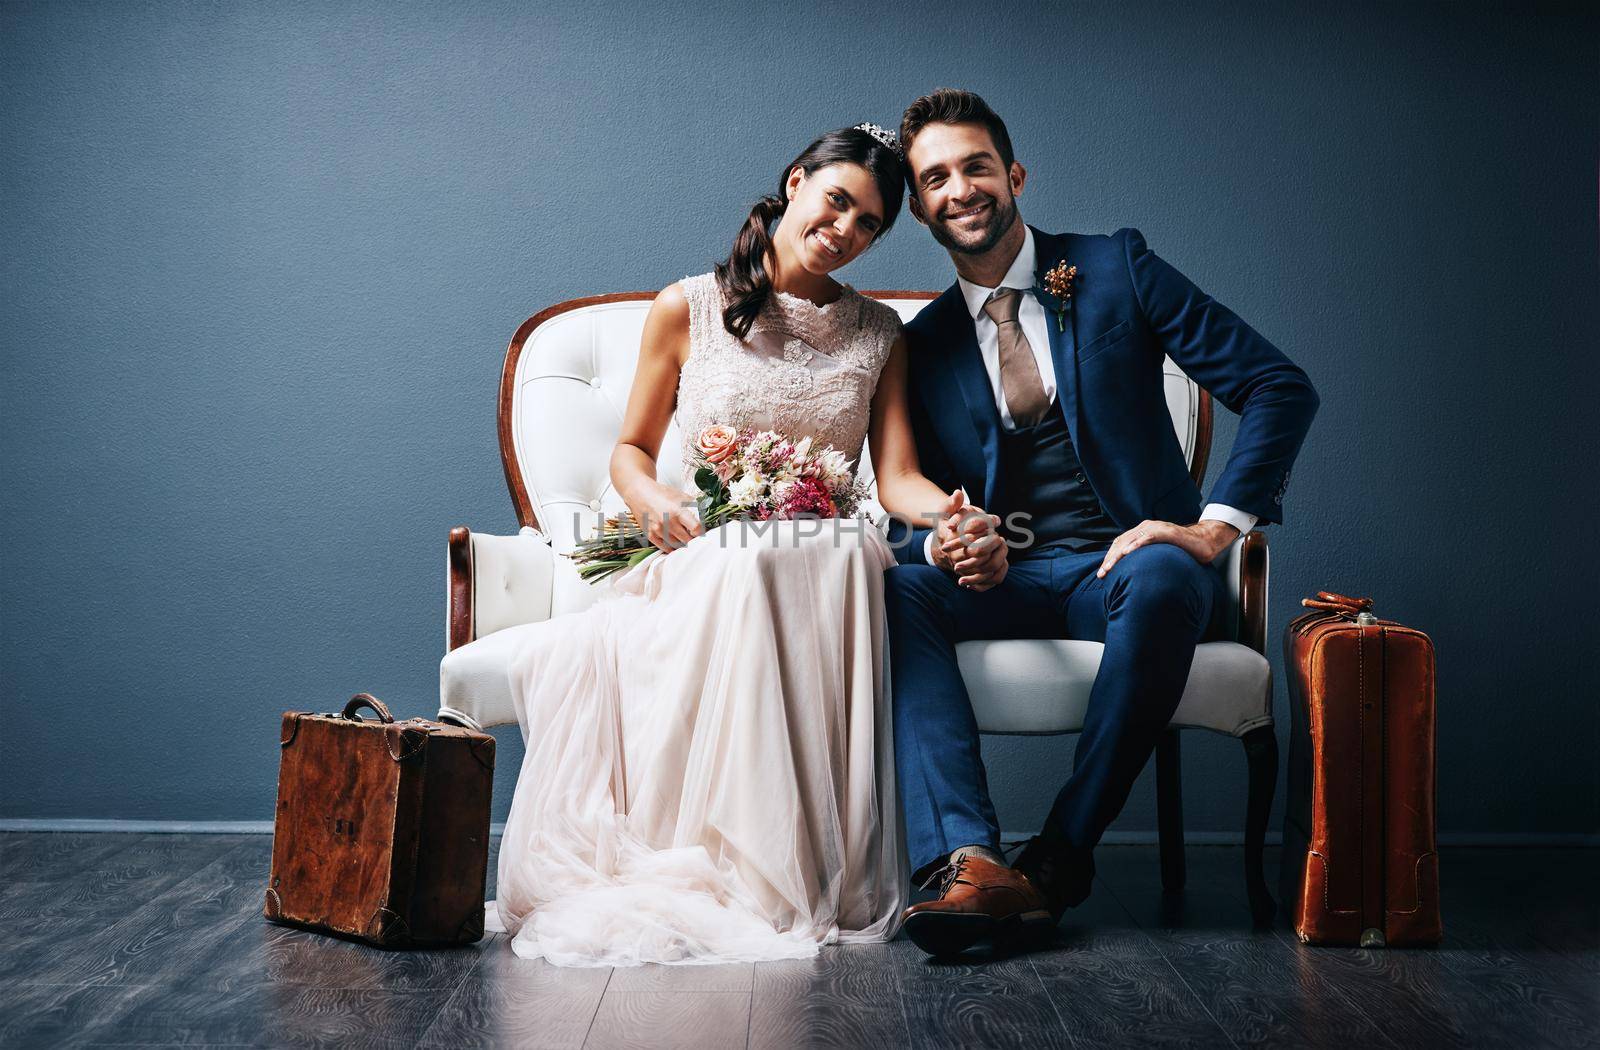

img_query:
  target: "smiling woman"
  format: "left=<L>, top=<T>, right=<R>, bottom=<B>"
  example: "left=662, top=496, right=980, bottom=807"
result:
left=479, top=122, right=968, bottom=968
left=714, top=125, right=906, bottom=339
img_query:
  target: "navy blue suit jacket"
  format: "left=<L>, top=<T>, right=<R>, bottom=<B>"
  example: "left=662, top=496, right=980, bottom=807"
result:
left=887, top=225, right=1320, bottom=565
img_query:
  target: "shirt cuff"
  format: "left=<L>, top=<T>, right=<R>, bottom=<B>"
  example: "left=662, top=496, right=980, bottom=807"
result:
left=1200, top=503, right=1257, bottom=538
left=923, top=531, right=938, bottom=566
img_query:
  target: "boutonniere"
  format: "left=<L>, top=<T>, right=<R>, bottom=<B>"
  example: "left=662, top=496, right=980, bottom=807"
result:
left=1037, top=260, right=1078, bottom=332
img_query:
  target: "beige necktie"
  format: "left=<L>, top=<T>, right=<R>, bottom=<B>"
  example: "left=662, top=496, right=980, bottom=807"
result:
left=983, top=288, right=1049, bottom=428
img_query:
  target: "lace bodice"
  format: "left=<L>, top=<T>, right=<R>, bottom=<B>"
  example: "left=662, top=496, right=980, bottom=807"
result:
left=674, top=272, right=902, bottom=472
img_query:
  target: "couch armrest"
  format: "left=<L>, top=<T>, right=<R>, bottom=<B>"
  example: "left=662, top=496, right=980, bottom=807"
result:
left=445, top=525, right=555, bottom=652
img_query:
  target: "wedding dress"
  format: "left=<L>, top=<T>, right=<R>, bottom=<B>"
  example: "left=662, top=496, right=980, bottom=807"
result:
left=485, top=272, right=908, bottom=966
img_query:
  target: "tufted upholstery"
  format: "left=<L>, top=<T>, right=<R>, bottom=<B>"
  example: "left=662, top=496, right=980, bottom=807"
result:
left=440, top=293, right=1270, bottom=740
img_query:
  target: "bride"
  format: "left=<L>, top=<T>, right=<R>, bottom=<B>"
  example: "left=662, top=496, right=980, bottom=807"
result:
left=487, top=123, right=969, bottom=966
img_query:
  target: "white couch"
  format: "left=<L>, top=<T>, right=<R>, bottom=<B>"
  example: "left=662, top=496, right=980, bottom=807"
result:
left=441, top=291, right=1278, bottom=921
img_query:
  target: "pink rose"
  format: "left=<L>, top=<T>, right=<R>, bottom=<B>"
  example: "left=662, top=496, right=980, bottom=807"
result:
left=696, top=425, right=739, bottom=465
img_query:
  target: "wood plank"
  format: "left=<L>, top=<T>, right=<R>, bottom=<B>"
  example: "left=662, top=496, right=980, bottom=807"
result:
left=902, top=988, right=1070, bottom=1050
left=28, top=836, right=266, bottom=989
left=1096, top=846, right=1395, bottom=1049
left=0, top=881, right=69, bottom=922
left=751, top=941, right=908, bottom=1049
left=1408, top=938, right=1598, bottom=1048
left=1263, top=842, right=1475, bottom=1050
left=753, top=938, right=904, bottom=999
left=584, top=990, right=750, bottom=1050
left=1366, top=848, right=1597, bottom=1048
left=22, top=833, right=487, bottom=996
left=254, top=915, right=491, bottom=994
left=417, top=934, right=612, bottom=1049
left=62, top=982, right=450, bottom=1047
left=1030, top=949, right=1232, bottom=1048
left=608, top=960, right=753, bottom=992
left=1024, top=853, right=1235, bottom=1048
left=1272, top=844, right=1598, bottom=1050
left=12, top=834, right=243, bottom=925
left=750, top=989, right=909, bottom=1050
left=0, top=831, right=146, bottom=882
left=0, top=835, right=1594, bottom=1049
left=0, top=981, right=154, bottom=1048
left=3, top=834, right=249, bottom=986
left=1439, top=848, right=1600, bottom=954
left=900, top=940, right=1073, bottom=1049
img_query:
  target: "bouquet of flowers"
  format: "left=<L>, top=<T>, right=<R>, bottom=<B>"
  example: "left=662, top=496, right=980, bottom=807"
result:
left=567, top=424, right=871, bottom=584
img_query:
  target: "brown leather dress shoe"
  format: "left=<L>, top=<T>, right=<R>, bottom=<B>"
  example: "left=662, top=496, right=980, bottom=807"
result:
left=901, top=854, right=1055, bottom=956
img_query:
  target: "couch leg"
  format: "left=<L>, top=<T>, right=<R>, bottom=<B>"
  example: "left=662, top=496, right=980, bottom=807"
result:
left=1242, top=725, right=1278, bottom=927
left=1156, top=729, right=1185, bottom=893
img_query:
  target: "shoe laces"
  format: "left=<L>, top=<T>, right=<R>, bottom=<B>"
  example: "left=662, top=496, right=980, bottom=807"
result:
left=917, top=854, right=971, bottom=897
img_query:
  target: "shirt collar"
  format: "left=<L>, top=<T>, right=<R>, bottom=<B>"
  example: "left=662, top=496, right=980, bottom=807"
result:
left=957, top=224, right=1037, bottom=321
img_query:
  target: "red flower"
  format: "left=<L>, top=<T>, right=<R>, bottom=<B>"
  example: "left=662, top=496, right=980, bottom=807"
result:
left=776, top=477, right=836, bottom=519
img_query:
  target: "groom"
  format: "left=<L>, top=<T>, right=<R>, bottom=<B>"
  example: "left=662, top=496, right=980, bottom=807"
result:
left=884, top=89, right=1320, bottom=956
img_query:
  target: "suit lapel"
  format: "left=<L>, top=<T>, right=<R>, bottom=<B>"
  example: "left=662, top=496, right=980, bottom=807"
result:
left=1030, top=227, right=1084, bottom=452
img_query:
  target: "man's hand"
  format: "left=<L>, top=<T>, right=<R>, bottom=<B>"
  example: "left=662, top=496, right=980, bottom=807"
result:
left=930, top=489, right=1009, bottom=591
left=927, top=489, right=966, bottom=572
left=1096, top=519, right=1240, bottom=579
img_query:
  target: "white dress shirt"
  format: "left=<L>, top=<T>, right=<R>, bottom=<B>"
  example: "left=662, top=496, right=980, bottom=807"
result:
left=923, top=225, right=1257, bottom=565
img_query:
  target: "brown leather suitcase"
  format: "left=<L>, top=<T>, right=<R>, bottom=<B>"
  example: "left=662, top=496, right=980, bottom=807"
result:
left=1282, top=591, right=1442, bottom=947
left=265, top=693, right=495, bottom=949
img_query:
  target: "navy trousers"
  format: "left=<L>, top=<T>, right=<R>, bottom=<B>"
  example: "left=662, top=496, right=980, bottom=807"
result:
left=886, top=541, right=1229, bottom=882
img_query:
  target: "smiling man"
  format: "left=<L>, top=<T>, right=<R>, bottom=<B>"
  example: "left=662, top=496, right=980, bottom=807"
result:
left=884, top=88, right=1321, bottom=957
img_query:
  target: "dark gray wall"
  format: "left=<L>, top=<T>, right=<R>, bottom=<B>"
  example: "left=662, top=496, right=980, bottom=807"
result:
left=4, top=0, right=1596, bottom=839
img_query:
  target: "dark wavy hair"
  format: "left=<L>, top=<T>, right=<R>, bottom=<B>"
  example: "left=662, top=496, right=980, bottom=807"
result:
left=714, top=127, right=905, bottom=339
left=899, top=88, right=1015, bottom=187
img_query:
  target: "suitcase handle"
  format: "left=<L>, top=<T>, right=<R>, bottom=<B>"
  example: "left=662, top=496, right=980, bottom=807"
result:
left=342, top=693, right=396, bottom=724
left=1301, top=590, right=1374, bottom=614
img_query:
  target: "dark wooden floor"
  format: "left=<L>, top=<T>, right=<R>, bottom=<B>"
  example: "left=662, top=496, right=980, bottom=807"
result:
left=1, top=834, right=1594, bottom=1048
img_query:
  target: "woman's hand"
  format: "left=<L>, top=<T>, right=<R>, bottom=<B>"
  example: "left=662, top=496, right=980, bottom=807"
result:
left=930, top=489, right=1009, bottom=590
left=610, top=283, right=697, bottom=554
left=625, top=481, right=704, bottom=553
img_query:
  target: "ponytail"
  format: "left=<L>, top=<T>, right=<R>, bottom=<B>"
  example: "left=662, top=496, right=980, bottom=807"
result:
left=714, top=193, right=786, bottom=339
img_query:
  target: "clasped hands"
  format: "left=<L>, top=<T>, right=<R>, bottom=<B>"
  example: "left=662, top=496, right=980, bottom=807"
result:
left=930, top=490, right=1241, bottom=592
left=927, top=490, right=1010, bottom=591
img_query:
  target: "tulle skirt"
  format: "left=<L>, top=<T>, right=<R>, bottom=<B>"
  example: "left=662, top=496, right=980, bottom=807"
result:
left=485, top=518, right=907, bottom=966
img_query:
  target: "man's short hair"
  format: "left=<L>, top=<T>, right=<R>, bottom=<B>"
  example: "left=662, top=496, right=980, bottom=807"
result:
left=899, top=89, right=1016, bottom=182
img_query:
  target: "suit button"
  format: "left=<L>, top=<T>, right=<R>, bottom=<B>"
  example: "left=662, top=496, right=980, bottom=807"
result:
left=1075, top=472, right=1086, bottom=483
left=588, top=499, right=602, bottom=511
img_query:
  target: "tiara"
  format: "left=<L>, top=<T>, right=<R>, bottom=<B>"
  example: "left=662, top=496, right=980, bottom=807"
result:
left=854, top=122, right=903, bottom=160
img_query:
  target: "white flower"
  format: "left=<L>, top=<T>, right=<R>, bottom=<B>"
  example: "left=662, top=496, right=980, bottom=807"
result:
left=728, top=473, right=766, bottom=508
left=816, top=448, right=850, bottom=483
